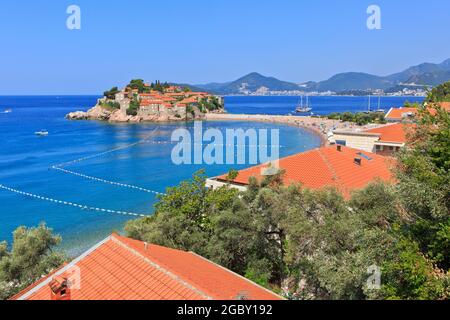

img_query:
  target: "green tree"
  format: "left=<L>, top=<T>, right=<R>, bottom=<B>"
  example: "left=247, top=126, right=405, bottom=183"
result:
left=395, top=106, right=450, bottom=270
left=0, top=224, right=65, bottom=300
left=426, top=81, right=450, bottom=102
left=126, top=95, right=140, bottom=116
left=103, top=86, right=120, bottom=100
left=225, top=169, right=239, bottom=182
left=125, top=171, right=239, bottom=256
left=128, top=79, right=150, bottom=93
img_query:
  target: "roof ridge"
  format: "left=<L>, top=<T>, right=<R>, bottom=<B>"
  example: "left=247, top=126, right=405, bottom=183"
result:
left=317, top=148, right=349, bottom=195
left=110, top=235, right=213, bottom=300
left=188, top=251, right=284, bottom=300
left=317, top=148, right=338, bottom=183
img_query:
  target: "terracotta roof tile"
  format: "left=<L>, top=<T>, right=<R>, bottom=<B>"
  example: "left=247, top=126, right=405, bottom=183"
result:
left=217, top=146, right=396, bottom=198
left=12, top=234, right=281, bottom=301
left=364, top=123, right=415, bottom=143
left=385, top=107, right=418, bottom=120
left=386, top=103, right=450, bottom=120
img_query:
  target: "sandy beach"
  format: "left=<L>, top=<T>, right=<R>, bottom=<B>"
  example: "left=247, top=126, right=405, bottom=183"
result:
left=205, top=113, right=379, bottom=146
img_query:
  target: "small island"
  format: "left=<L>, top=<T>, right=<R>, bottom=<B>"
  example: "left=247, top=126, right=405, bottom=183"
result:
left=67, top=79, right=225, bottom=122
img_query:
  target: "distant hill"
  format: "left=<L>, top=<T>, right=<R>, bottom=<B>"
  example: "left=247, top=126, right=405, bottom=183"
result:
left=197, top=72, right=301, bottom=95
left=404, top=70, right=450, bottom=87
left=385, top=62, right=446, bottom=84
left=313, top=72, right=392, bottom=92
left=169, top=83, right=208, bottom=93
left=194, top=58, right=450, bottom=95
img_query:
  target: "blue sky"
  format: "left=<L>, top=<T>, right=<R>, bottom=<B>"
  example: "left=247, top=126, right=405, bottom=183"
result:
left=0, top=0, right=449, bottom=94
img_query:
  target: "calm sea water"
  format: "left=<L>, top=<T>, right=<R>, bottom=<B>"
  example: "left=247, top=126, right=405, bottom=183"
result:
left=0, top=95, right=422, bottom=254
left=0, top=95, right=327, bottom=254
left=225, top=95, right=424, bottom=115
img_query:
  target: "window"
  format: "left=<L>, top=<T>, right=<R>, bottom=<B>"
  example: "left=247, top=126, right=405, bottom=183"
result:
left=357, top=152, right=373, bottom=161
left=389, top=146, right=394, bottom=151
left=376, top=145, right=382, bottom=151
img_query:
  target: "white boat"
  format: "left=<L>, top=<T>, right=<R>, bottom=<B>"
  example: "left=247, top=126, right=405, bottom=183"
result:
left=366, top=95, right=385, bottom=113
left=375, top=95, right=385, bottom=113
left=2, top=109, right=12, bottom=114
left=35, top=130, right=49, bottom=136
left=295, top=95, right=313, bottom=113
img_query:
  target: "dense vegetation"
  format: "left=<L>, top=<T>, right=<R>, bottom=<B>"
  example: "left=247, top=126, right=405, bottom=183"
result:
left=103, top=86, right=120, bottom=100
left=0, top=224, right=65, bottom=300
left=126, top=108, right=449, bottom=300
left=126, top=79, right=173, bottom=94
left=127, top=79, right=150, bottom=94
left=197, top=96, right=223, bottom=113
left=126, top=95, right=140, bottom=116
left=427, top=81, right=450, bottom=102
left=323, top=111, right=386, bottom=126
left=99, top=100, right=120, bottom=110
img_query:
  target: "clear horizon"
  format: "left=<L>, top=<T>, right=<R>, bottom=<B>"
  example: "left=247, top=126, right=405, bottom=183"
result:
left=1, top=0, right=449, bottom=95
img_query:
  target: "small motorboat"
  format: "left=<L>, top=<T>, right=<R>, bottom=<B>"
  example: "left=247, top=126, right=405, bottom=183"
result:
left=2, top=109, right=12, bottom=114
left=35, top=130, right=49, bottom=136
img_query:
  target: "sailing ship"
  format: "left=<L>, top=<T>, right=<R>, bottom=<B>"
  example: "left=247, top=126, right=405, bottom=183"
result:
left=295, top=95, right=313, bottom=113
left=375, top=95, right=385, bottom=113
left=367, top=94, right=385, bottom=113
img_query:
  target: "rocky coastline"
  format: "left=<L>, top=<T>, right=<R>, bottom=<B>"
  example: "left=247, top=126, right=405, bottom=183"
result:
left=66, top=103, right=225, bottom=123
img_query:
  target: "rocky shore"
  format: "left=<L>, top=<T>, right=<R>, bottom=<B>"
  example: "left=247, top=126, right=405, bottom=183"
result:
left=66, top=104, right=223, bottom=123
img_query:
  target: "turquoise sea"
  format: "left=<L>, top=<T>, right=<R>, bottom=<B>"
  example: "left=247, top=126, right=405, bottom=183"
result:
left=0, top=95, right=423, bottom=254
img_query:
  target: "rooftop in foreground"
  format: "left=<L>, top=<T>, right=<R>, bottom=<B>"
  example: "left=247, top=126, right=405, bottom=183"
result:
left=11, top=234, right=281, bottom=301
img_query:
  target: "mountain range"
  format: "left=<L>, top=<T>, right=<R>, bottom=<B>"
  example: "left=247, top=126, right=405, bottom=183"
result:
left=194, top=58, right=450, bottom=94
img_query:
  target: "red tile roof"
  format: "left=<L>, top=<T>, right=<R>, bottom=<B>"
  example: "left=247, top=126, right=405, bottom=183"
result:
left=11, top=234, right=281, bottom=301
left=364, top=123, right=414, bottom=144
left=386, top=103, right=450, bottom=120
left=161, top=97, right=177, bottom=102
left=140, top=99, right=167, bottom=106
left=385, top=107, right=418, bottom=121
left=184, top=91, right=207, bottom=96
left=139, top=93, right=165, bottom=99
left=180, top=97, right=199, bottom=104
left=217, top=146, right=396, bottom=198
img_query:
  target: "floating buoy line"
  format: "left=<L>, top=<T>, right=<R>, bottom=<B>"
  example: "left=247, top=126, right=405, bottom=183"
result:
left=0, top=125, right=286, bottom=218
left=51, top=167, right=164, bottom=196
left=0, top=128, right=164, bottom=218
left=0, top=184, right=148, bottom=218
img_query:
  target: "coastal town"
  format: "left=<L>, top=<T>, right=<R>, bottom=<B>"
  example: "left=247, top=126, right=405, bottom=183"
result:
left=67, top=80, right=225, bottom=122
left=9, top=86, right=450, bottom=301
left=1, top=0, right=450, bottom=306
